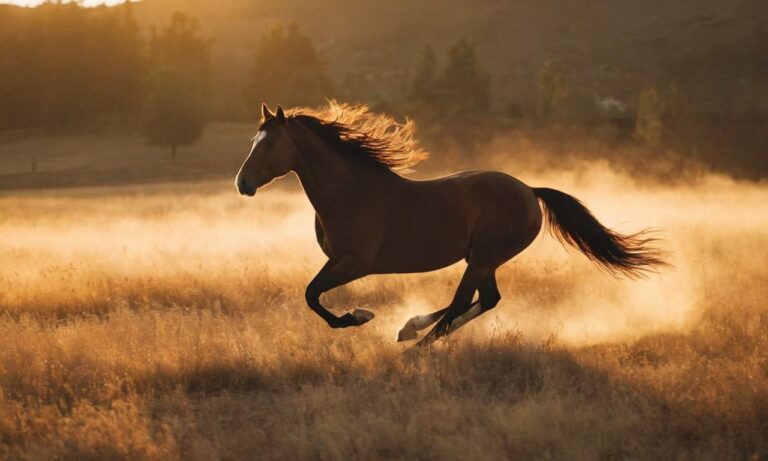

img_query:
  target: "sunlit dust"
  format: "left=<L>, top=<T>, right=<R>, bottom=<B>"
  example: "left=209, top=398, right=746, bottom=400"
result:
left=1, top=166, right=763, bottom=343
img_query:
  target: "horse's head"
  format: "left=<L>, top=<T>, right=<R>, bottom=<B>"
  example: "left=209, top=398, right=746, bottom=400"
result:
left=236, top=103, right=298, bottom=196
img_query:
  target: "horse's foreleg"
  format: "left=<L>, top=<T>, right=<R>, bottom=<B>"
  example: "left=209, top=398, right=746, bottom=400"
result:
left=305, top=259, right=373, bottom=328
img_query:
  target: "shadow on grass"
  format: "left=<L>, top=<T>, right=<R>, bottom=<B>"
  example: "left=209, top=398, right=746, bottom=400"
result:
left=140, top=334, right=766, bottom=458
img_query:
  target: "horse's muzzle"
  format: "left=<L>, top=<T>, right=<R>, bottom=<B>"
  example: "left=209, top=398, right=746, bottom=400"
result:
left=237, top=177, right=256, bottom=196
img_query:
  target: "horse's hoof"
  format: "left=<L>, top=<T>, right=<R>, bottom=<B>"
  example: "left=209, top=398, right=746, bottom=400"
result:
left=351, top=308, right=375, bottom=325
left=396, top=326, right=418, bottom=342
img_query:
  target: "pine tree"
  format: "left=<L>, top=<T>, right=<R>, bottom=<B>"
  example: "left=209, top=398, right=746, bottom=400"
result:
left=245, top=23, right=333, bottom=111
left=538, top=61, right=569, bottom=120
left=434, top=39, right=491, bottom=116
left=0, top=1, right=144, bottom=130
left=142, top=13, right=209, bottom=159
left=411, top=45, right=438, bottom=106
left=635, top=85, right=665, bottom=145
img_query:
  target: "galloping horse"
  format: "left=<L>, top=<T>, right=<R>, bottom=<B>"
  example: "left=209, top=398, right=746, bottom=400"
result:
left=236, top=102, right=667, bottom=347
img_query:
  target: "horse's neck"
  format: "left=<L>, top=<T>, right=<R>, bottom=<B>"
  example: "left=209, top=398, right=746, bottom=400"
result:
left=290, top=125, right=398, bottom=217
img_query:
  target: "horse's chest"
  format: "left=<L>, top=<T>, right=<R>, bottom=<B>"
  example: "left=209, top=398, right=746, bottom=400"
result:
left=314, top=214, right=383, bottom=261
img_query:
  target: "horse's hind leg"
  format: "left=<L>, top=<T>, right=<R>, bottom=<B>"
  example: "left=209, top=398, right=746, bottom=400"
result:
left=396, top=306, right=450, bottom=342
left=397, top=270, right=502, bottom=341
left=396, top=300, right=478, bottom=342
left=447, top=272, right=501, bottom=334
left=416, top=264, right=489, bottom=347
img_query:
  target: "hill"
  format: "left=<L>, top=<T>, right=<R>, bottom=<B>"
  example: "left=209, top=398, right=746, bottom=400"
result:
left=125, top=0, right=768, bottom=119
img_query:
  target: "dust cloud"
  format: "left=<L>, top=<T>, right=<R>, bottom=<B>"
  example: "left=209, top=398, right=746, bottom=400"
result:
left=2, top=162, right=763, bottom=346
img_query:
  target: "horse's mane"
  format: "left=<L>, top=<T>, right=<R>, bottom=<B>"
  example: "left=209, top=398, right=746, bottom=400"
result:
left=284, top=101, right=428, bottom=171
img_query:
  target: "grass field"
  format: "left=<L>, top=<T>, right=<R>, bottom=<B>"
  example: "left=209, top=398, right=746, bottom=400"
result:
left=0, top=165, right=766, bottom=460
left=0, top=123, right=251, bottom=190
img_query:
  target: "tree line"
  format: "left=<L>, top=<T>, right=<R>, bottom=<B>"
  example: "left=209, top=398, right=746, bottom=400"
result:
left=0, top=1, right=670, bottom=137
left=0, top=3, right=143, bottom=131
left=0, top=3, right=209, bottom=156
left=0, top=1, right=640, bottom=138
left=1, top=2, right=764, bottom=176
left=0, top=3, right=495, bottom=156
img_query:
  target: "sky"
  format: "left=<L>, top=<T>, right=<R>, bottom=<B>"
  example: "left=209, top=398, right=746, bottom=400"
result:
left=1, top=0, right=133, bottom=6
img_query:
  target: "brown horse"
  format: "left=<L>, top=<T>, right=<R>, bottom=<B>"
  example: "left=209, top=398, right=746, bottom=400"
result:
left=236, top=102, right=667, bottom=347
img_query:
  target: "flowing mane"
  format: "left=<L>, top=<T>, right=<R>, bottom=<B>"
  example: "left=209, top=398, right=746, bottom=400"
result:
left=283, top=101, right=428, bottom=171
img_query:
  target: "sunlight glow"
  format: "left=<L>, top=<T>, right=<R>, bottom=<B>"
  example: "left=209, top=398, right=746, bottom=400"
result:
left=1, top=0, right=135, bottom=7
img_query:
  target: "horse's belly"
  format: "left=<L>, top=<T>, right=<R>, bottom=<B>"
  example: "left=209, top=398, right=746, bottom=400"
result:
left=372, top=212, right=472, bottom=274
left=373, top=241, right=467, bottom=274
left=373, top=253, right=466, bottom=274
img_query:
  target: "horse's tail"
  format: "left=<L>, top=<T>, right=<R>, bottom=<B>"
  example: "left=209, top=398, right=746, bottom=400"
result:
left=532, top=187, right=669, bottom=278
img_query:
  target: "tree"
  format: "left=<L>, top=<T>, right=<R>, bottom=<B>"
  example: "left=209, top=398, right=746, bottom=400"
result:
left=634, top=85, right=665, bottom=145
left=410, top=40, right=491, bottom=117
left=245, top=23, right=333, bottom=111
left=0, top=1, right=144, bottom=131
left=434, top=39, right=491, bottom=116
left=143, top=13, right=209, bottom=159
left=87, top=1, right=144, bottom=117
left=538, top=61, right=569, bottom=120
left=411, top=45, right=438, bottom=106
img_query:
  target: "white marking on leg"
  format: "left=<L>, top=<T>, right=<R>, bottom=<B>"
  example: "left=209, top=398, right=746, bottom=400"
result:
left=410, top=313, right=441, bottom=330
left=397, top=313, right=436, bottom=342
left=450, top=303, right=482, bottom=332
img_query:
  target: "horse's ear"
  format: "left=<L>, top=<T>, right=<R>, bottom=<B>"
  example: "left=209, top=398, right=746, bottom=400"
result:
left=275, top=105, right=286, bottom=122
left=261, top=103, right=274, bottom=121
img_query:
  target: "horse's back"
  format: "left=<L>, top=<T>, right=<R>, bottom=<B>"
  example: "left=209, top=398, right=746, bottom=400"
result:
left=418, top=170, right=539, bottom=220
left=423, top=169, right=531, bottom=194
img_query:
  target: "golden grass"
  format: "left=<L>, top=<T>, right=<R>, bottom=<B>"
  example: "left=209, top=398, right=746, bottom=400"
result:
left=0, top=168, right=766, bottom=460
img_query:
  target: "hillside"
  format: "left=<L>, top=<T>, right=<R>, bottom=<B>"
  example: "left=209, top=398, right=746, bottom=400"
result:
left=1, top=0, right=766, bottom=188
left=1, top=0, right=765, bottom=119
left=127, top=0, right=768, bottom=118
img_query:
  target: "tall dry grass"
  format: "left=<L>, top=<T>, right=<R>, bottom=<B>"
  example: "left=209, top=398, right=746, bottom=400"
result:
left=0, top=167, right=766, bottom=460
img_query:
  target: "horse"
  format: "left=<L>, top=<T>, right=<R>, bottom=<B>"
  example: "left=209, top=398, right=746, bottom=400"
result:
left=236, top=102, right=668, bottom=347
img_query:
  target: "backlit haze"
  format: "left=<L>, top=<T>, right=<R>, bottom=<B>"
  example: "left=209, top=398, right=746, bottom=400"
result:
left=1, top=0, right=133, bottom=6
